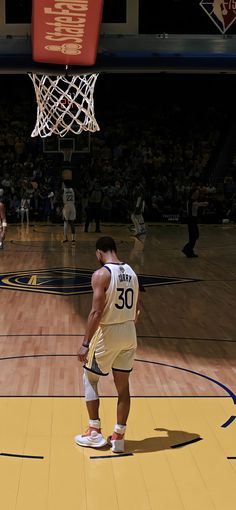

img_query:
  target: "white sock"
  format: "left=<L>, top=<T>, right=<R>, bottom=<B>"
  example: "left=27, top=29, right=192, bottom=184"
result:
left=89, top=419, right=101, bottom=430
left=114, top=424, right=126, bottom=435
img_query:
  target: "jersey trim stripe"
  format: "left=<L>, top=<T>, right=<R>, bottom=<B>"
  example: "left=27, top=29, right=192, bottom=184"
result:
left=112, top=367, right=133, bottom=373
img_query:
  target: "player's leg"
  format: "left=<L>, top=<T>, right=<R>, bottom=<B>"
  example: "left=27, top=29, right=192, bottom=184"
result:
left=113, top=369, right=131, bottom=425
left=108, top=321, right=137, bottom=453
left=74, top=369, right=107, bottom=448
left=75, top=326, right=112, bottom=448
left=182, top=223, right=194, bottom=257
left=69, top=205, right=76, bottom=242
left=62, top=205, right=69, bottom=242
left=190, top=223, right=199, bottom=256
left=84, top=369, right=100, bottom=420
left=131, top=212, right=143, bottom=236
left=63, top=220, right=69, bottom=242
left=137, top=213, right=147, bottom=235
left=68, top=220, right=75, bottom=242
left=21, top=207, right=25, bottom=223
left=109, top=370, right=131, bottom=453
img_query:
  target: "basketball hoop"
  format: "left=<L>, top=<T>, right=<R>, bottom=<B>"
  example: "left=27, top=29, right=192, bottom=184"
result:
left=30, top=73, right=100, bottom=138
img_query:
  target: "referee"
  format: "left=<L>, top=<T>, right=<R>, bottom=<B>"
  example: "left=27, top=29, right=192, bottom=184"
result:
left=182, top=188, right=208, bottom=258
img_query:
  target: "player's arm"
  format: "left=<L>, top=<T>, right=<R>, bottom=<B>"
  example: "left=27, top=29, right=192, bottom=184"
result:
left=78, top=268, right=110, bottom=361
left=0, top=203, right=7, bottom=240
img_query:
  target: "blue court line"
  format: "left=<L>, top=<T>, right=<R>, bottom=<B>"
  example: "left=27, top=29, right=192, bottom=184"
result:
left=0, top=453, right=44, bottom=459
left=171, top=437, right=203, bottom=449
left=135, top=359, right=236, bottom=404
left=221, top=416, right=236, bottom=428
left=90, top=453, right=133, bottom=459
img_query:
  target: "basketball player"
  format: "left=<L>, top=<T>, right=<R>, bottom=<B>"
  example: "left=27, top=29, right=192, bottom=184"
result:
left=20, top=194, right=30, bottom=224
left=75, top=236, right=140, bottom=452
left=182, top=188, right=208, bottom=258
left=62, top=180, right=76, bottom=243
left=130, top=183, right=147, bottom=240
left=0, top=189, right=7, bottom=249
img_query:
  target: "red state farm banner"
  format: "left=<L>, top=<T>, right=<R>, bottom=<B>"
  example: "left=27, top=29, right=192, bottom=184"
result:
left=32, top=0, right=104, bottom=66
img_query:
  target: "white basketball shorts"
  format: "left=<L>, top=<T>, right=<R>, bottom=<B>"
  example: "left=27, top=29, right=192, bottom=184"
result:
left=85, top=321, right=137, bottom=376
left=63, top=204, right=76, bottom=221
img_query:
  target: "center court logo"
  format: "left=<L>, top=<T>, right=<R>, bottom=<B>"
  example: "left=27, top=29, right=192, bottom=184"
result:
left=0, top=268, right=200, bottom=296
left=200, top=0, right=236, bottom=33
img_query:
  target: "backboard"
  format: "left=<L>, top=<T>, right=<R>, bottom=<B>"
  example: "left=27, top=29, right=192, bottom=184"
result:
left=43, top=132, right=91, bottom=154
left=1, top=1, right=236, bottom=74
left=1, top=0, right=139, bottom=36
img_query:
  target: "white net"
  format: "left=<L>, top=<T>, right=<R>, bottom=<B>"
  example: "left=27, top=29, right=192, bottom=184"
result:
left=61, top=147, right=73, bottom=162
left=30, top=73, right=100, bottom=138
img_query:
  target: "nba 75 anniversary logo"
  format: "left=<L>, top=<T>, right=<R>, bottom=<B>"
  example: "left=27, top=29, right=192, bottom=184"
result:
left=200, top=1, right=236, bottom=33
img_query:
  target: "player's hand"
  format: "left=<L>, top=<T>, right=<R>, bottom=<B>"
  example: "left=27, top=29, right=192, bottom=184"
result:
left=78, top=345, right=89, bottom=363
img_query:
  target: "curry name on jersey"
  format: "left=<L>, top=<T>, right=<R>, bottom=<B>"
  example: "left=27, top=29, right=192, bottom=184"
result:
left=100, top=263, right=139, bottom=325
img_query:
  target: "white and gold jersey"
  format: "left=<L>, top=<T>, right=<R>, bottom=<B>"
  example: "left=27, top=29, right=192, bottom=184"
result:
left=100, top=263, right=139, bottom=325
left=63, top=187, right=75, bottom=205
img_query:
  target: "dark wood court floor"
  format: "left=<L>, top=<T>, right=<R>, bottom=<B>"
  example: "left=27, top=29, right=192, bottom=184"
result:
left=0, top=221, right=235, bottom=398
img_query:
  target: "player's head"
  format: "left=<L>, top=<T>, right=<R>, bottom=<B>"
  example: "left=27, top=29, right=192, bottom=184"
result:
left=96, top=236, right=117, bottom=265
left=63, top=179, right=73, bottom=189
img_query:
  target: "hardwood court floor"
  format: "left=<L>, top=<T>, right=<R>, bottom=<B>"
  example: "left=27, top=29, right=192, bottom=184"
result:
left=0, top=222, right=236, bottom=509
left=0, top=397, right=236, bottom=510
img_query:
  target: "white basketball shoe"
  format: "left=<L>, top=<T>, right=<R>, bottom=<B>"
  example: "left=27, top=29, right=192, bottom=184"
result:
left=75, top=420, right=107, bottom=448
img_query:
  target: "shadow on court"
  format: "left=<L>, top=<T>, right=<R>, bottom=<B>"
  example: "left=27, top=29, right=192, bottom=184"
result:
left=125, top=428, right=202, bottom=454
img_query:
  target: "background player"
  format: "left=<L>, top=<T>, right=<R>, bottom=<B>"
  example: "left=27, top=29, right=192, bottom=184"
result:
left=62, top=180, right=76, bottom=243
left=75, top=236, right=140, bottom=453
left=182, top=187, right=208, bottom=258
left=130, top=182, right=147, bottom=240
left=0, top=189, right=7, bottom=249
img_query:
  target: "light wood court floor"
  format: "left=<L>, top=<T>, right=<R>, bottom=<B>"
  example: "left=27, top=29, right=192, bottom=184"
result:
left=0, top=222, right=236, bottom=509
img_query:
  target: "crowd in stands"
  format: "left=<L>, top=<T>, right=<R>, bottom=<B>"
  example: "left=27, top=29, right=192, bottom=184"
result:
left=0, top=75, right=236, bottom=225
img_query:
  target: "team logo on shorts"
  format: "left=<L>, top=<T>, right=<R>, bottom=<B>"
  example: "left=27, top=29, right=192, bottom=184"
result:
left=200, top=1, right=236, bottom=33
left=0, top=267, right=200, bottom=295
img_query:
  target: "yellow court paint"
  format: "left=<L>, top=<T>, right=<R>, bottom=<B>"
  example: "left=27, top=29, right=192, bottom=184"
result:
left=0, top=397, right=235, bottom=510
left=27, top=275, right=38, bottom=286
